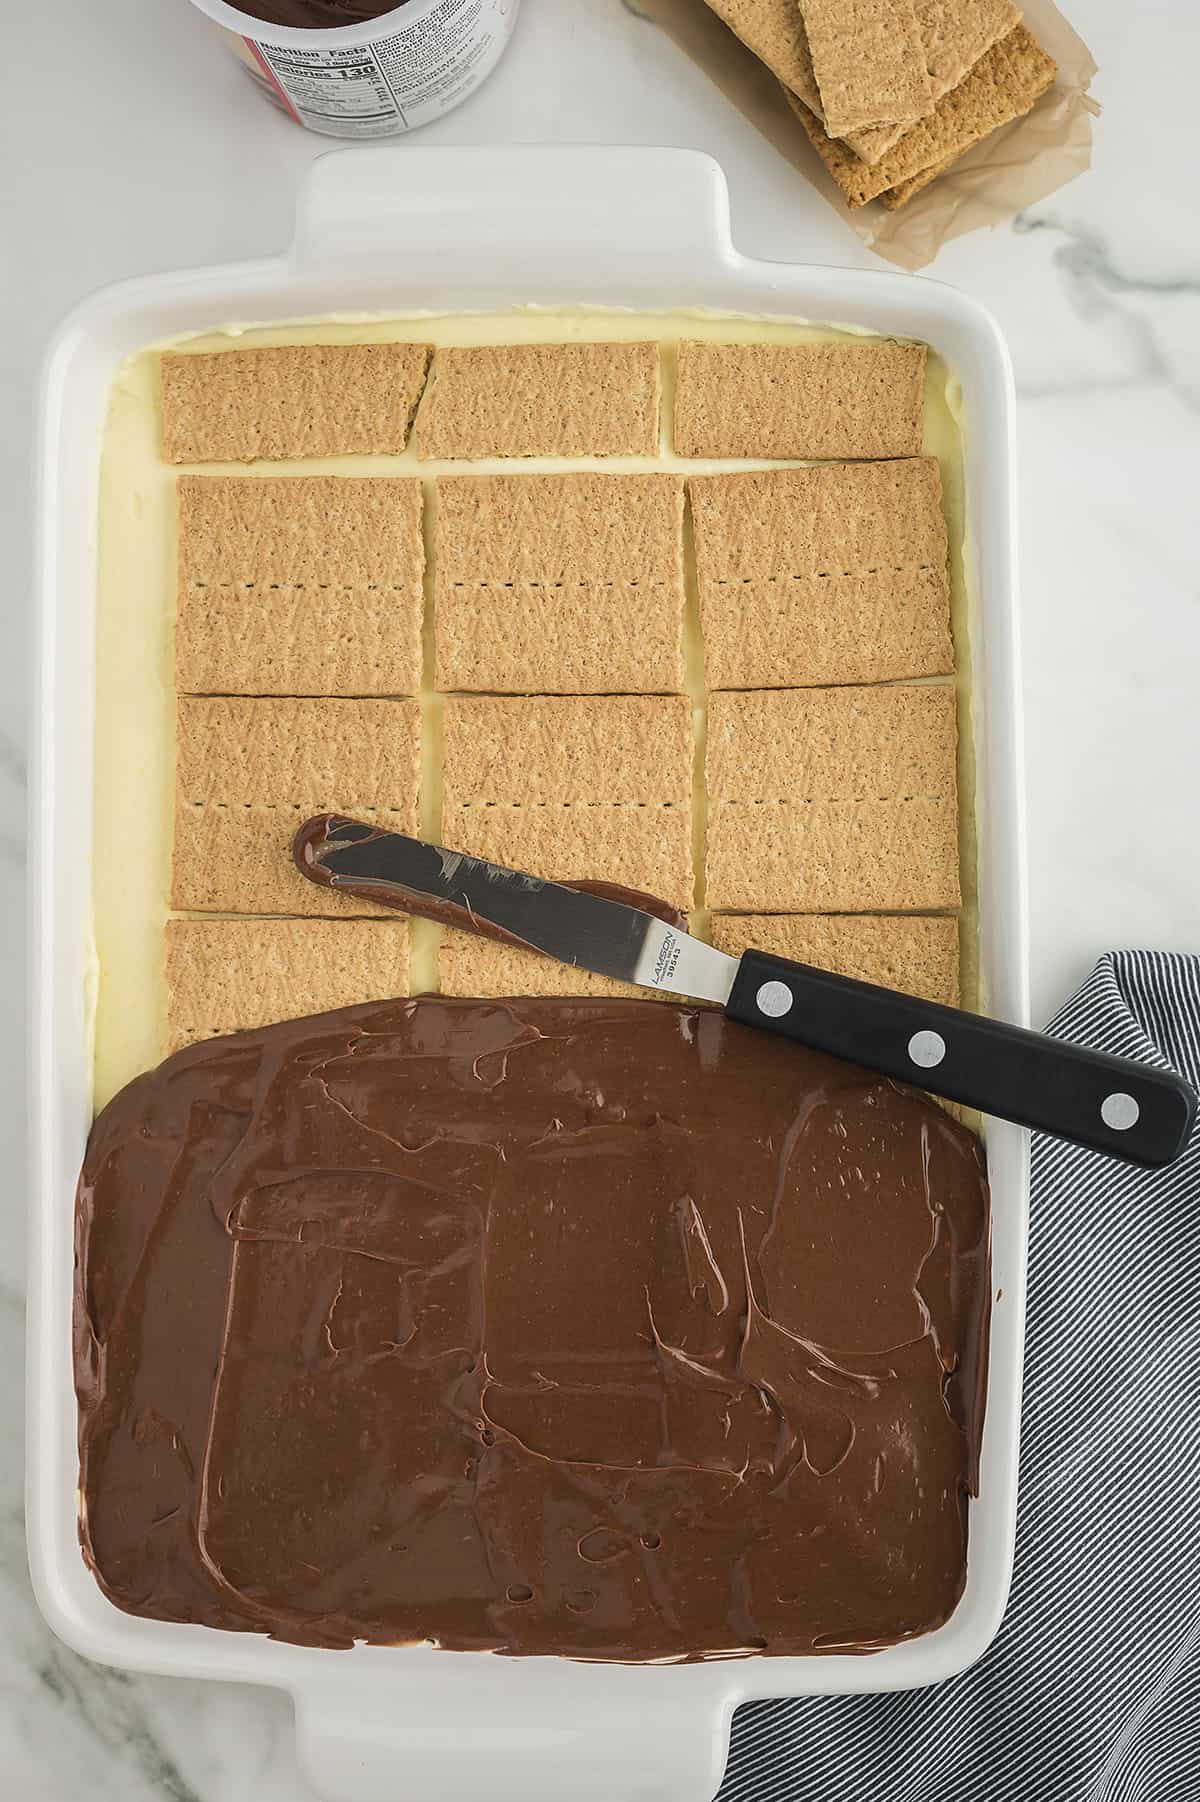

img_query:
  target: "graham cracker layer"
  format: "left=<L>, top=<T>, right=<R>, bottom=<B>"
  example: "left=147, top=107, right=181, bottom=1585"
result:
left=166, top=918, right=411, bottom=1051
left=160, top=343, right=432, bottom=463
left=690, top=459, right=952, bottom=690
left=791, top=24, right=1057, bottom=207
left=439, top=931, right=652, bottom=1001
left=800, top=0, right=931, bottom=137
left=711, top=912, right=960, bottom=1005
left=176, top=476, right=424, bottom=697
left=706, top=685, right=960, bottom=912
left=416, top=343, right=660, bottom=459
left=674, top=339, right=925, bottom=461
left=441, top=696, right=693, bottom=912
left=173, top=697, right=421, bottom=915
left=435, top=474, right=686, bottom=695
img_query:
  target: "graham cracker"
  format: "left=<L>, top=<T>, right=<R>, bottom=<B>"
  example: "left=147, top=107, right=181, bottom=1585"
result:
left=702, top=0, right=823, bottom=111
left=674, top=339, right=925, bottom=461
left=799, top=0, right=932, bottom=138
left=160, top=343, right=432, bottom=463
left=690, top=459, right=952, bottom=690
left=435, top=474, right=686, bottom=695
left=711, top=913, right=960, bottom=1006
left=705, top=685, right=960, bottom=912
left=917, top=0, right=1022, bottom=97
left=699, top=0, right=914, bottom=161
left=173, top=696, right=421, bottom=915
left=790, top=25, right=1057, bottom=208
left=880, top=153, right=958, bottom=210
left=165, top=918, right=411, bottom=1052
left=441, top=696, right=694, bottom=913
left=439, top=931, right=653, bottom=1001
left=176, top=476, right=424, bottom=696
left=797, top=1, right=1023, bottom=164
left=843, top=117, right=914, bottom=166
left=798, top=0, right=1020, bottom=144
left=416, top=342, right=660, bottom=460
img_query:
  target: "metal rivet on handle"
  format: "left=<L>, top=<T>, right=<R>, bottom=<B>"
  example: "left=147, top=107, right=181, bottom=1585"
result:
left=1101, top=1091, right=1140, bottom=1131
left=908, top=1029, right=947, bottom=1069
left=756, top=980, right=794, bottom=1019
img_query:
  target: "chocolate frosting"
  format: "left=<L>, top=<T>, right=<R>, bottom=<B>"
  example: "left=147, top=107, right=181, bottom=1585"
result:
left=75, top=998, right=990, bottom=1659
left=230, top=0, right=406, bottom=28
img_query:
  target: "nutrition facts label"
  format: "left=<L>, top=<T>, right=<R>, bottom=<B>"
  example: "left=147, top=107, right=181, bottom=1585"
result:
left=248, top=0, right=517, bottom=139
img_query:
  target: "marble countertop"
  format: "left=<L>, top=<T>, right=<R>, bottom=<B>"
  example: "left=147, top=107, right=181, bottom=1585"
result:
left=4, top=0, right=1198, bottom=1794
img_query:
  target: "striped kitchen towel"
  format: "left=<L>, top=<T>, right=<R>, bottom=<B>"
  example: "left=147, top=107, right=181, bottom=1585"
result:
left=720, top=951, right=1200, bottom=1802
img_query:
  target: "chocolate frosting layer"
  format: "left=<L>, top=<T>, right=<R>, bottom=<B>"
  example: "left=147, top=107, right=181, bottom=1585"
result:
left=74, top=998, right=989, bottom=1659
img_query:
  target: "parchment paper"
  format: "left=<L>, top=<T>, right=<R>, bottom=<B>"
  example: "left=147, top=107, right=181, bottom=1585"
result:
left=635, top=0, right=1099, bottom=270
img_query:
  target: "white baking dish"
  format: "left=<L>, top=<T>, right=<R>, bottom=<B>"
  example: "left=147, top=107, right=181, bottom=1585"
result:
left=28, top=146, right=1029, bottom=1802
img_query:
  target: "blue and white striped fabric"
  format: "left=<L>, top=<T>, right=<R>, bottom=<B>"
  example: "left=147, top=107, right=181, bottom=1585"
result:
left=719, top=952, right=1200, bottom=1802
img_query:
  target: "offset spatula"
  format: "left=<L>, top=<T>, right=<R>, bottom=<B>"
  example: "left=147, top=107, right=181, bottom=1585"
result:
left=293, top=816, right=1196, bottom=1169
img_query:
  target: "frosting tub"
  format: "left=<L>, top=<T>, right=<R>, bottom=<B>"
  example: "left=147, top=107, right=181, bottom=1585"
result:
left=185, top=0, right=520, bottom=138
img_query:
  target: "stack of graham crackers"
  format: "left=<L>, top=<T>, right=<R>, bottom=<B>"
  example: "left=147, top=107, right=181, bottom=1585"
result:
left=703, top=0, right=1057, bottom=208
left=159, top=331, right=963, bottom=1055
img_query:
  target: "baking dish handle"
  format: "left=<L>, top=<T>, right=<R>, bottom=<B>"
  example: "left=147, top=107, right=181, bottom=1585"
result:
left=293, top=1679, right=733, bottom=1802
left=292, top=145, right=736, bottom=276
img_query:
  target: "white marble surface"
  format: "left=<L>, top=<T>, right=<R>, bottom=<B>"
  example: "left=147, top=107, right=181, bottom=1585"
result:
left=3, top=0, right=1199, bottom=1794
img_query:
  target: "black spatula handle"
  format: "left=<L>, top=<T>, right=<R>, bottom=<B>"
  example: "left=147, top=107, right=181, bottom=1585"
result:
left=725, top=950, right=1196, bottom=1168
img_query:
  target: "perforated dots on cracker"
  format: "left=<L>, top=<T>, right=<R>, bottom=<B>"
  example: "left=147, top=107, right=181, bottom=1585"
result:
left=435, top=474, right=685, bottom=695
left=441, top=695, right=694, bottom=913
left=690, top=459, right=952, bottom=690
left=176, top=476, right=424, bottom=697
left=705, top=685, right=960, bottom=913
left=172, top=696, right=421, bottom=915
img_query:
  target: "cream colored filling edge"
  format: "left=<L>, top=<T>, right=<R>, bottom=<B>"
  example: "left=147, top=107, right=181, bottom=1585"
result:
left=92, top=306, right=976, bottom=1114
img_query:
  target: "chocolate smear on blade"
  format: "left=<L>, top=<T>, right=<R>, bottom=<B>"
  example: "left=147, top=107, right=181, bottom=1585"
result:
left=293, top=812, right=687, bottom=946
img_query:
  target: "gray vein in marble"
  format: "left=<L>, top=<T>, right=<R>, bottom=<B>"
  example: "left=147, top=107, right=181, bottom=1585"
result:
left=1015, top=214, right=1200, bottom=410
left=2, top=1269, right=202, bottom=1802
left=1017, top=213, right=1200, bottom=296
left=6, top=1246, right=313, bottom=1798
left=32, top=1652, right=203, bottom=1802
